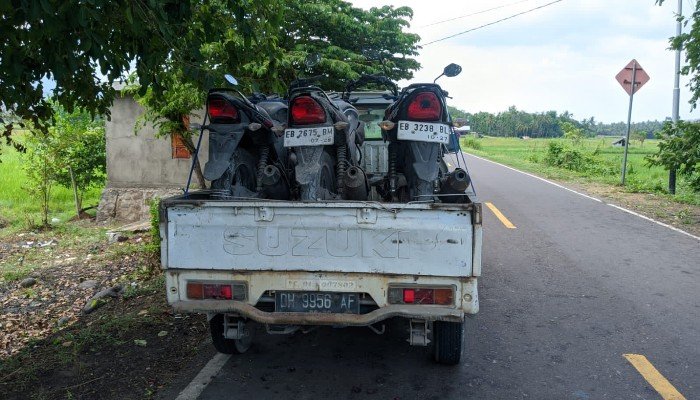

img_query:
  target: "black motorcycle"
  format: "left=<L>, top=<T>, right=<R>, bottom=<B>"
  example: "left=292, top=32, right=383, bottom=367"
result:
left=378, top=64, right=470, bottom=203
left=203, top=75, right=291, bottom=200
left=283, top=76, right=368, bottom=201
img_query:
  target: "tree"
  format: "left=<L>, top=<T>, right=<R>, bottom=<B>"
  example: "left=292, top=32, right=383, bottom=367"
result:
left=0, top=0, right=191, bottom=149
left=657, top=0, right=700, bottom=107
left=20, top=102, right=106, bottom=225
left=632, top=130, right=647, bottom=146
left=22, top=128, right=57, bottom=227
left=49, top=103, right=106, bottom=215
left=561, top=121, right=584, bottom=145
left=647, top=120, right=700, bottom=192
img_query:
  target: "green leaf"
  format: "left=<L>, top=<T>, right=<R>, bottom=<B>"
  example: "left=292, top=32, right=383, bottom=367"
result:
left=125, top=7, right=133, bottom=25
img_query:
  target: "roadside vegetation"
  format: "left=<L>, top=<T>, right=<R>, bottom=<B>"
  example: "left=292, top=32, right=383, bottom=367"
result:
left=460, top=136, right=700, bottom=229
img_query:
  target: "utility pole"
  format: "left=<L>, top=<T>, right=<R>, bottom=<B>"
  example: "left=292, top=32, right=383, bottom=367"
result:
left=670, top=0, right=682, bottom=194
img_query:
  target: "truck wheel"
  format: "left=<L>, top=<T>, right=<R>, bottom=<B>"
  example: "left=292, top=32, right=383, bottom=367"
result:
left=209, top=314, right=254, bottom=354
left=433, top=320, right=464, bottom=365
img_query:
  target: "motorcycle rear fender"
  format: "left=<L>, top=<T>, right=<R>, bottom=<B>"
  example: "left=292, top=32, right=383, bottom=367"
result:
left=409, top=141, right=440, bottom=182
left=203, top=124, right=246, bottom=181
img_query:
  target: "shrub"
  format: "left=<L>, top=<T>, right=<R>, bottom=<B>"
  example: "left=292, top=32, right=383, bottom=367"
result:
left=543, top=141, right=616, bottom=175
left=461, top=137, right=482, bottom=150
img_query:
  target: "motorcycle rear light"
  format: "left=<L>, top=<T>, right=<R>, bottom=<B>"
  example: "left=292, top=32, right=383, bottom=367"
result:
left=407, top=92, right=442, bottom=121
left=186, top=282, right=246, bottom=300
left=208, top=97, right=239, bottom=123
left=388, top=286, right=454, bottom=305
left=290, top=96, right=326, bottom=125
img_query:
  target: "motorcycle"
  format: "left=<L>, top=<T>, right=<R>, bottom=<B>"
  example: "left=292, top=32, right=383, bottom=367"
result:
left=283, top=74, right=368, bottom=201
left=377, top=64, right=471, bottom=203
left=203, top=75, right=292, bottom=200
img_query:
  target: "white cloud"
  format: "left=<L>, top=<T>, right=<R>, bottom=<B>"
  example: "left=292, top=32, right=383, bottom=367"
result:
left=350, top=0, right=695, bottom=122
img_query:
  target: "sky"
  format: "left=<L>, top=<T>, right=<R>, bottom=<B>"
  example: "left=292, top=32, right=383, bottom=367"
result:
left=350, top=0, right=695, bottom=123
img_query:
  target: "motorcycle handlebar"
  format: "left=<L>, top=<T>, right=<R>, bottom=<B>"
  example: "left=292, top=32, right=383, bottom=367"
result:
left=289, top=75, right=325, bottom=90
left=343, top=74, right=398, bottom=100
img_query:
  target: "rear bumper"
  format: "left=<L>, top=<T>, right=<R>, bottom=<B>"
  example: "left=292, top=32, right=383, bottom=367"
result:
left=171, top=300, right=464, bottom=325
left=165, top=270, right=478, bottom=326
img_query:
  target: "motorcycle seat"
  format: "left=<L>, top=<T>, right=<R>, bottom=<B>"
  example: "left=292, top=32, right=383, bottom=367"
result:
left=255, top=101, right=288, bottom=125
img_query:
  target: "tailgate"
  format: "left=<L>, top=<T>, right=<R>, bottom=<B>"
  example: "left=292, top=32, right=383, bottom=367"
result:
left=162, top=199, right=479, bottom=277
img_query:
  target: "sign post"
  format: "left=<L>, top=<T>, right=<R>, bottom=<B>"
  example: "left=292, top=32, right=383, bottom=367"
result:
left=615, top=59, right=650, bottom=185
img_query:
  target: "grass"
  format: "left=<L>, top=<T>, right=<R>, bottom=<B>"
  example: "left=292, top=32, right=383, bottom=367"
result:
left=0, top=141, right=104, bottom=231
left=460, top=136, right=700, bottom=206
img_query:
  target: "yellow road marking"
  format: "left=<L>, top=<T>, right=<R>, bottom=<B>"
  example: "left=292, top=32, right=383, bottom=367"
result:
left=624, top=354, right=686, bottom=400
left=484, top=202, right=516, bottom=229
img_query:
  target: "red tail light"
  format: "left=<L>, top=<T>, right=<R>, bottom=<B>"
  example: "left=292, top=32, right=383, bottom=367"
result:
left=290, top=96, right=326, bottom=125
left=208, top=97, right=239, bottom=123
left=407, top=92, right=442, bottom=121
left=389, top=286, right=454, bottom=305
left=186, top=282, right=247, bottom=300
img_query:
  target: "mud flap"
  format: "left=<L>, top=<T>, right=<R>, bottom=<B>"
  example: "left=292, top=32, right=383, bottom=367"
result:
left=409, top=142, right=440, bottom=182
left=203, top=125, right=246, bottom=181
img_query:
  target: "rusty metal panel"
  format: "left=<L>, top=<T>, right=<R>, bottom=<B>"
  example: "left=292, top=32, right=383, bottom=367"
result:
left=164, top=201, right=474, bottom=277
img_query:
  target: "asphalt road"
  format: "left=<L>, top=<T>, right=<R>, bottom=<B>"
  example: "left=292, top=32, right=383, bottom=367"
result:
left=163, top=152, right=699, bottom=400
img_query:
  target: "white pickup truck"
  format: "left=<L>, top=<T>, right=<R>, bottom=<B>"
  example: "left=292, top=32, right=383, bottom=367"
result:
left=160, top=141, right=482, bottom=365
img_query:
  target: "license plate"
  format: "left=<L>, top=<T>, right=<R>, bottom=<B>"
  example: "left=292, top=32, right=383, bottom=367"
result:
left=275, top=291, right=360, bottom=314
left=397, top=121, right=451, bottom=144
left=284, top=126, right=334, bottom=147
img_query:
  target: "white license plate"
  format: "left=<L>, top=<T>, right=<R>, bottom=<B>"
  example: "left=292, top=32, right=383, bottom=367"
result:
left=397, top=121, right=451, bottom=144
left=284, top=126, right=334, bottom=147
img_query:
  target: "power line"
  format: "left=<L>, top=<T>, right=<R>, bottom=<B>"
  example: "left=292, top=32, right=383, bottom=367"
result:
left=422, top=0, right=565, bottom=46
left=419, top=0, right=535, bottom=28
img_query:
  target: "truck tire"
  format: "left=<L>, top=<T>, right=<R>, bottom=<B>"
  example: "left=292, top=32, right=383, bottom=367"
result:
left=209, top=314, right=253, bottom=355
left=211, top=148, right=257, bottom=197
left=433, top=320, right=464, bottom=365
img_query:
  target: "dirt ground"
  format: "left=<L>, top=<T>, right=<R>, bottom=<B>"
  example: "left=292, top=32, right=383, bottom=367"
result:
left=0, top=226, right=208, bottom=400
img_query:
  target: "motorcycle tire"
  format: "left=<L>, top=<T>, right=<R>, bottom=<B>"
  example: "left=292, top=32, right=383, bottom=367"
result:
left=410, top=178, right=434, bottom=201
left=300, top=150, right=337, bottom=200
left=211, top=148, right=258, bottom=197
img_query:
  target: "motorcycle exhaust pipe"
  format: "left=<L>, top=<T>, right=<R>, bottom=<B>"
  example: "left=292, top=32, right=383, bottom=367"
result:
left=343, top=166, right=369, bottom=201
left=260, top=165, right=290, bottom=200
left=439, top=168, right=470, bottom=203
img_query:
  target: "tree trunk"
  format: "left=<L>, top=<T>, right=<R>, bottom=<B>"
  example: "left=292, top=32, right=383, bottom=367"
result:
left=68, top=166, right=81, bottom=217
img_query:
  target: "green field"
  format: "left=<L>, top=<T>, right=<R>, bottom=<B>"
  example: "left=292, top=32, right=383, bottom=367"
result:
left=0, top=143, right=103, bottom=230
left=459, top=136, right=700, bottom=206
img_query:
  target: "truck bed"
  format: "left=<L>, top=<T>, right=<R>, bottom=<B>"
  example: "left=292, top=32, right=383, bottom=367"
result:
left=161, top=192, right=482, bottom=278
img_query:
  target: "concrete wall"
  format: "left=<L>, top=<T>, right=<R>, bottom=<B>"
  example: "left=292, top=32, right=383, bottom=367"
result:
left=97, top=94, right=209, bottom=224
left=105, top=94, right=209, bottom=188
